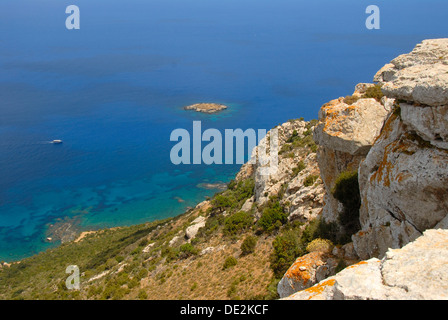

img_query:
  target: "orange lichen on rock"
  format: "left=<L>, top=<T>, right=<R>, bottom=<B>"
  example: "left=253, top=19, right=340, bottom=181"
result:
left=345, top=261, right=368, bottom=270
left=303, top=278, right=336, bottom=299
left=370, top=144, right=394, bottom=187
left=285, top=252, right=327, bottom=285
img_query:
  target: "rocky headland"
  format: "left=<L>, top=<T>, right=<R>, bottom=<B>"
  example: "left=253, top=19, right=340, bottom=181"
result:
left=1, top=39, right=446, bottom=300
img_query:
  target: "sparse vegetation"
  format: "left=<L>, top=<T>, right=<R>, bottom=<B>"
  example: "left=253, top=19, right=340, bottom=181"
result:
left=292, top=161, right=306, bottom=177
left=270, top=228, right=304, bottom=278
left=343, top=95, right=360, bottom=105
left=364, top=84, right=384, bottom=102
left=304, top=174, right=319, bottom=187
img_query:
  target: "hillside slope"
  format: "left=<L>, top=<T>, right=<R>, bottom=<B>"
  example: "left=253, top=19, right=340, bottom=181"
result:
left=0, top=118, right=330, bottom=300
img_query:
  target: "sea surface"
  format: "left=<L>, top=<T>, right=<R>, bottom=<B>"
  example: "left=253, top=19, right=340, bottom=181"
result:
left=0, top=0, right=446, bottom=261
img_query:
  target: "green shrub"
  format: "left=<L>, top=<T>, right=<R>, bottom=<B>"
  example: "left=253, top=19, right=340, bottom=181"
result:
left=137, top=289, right=148, bottom=300
left=303, top=174, right=319, bottom=187
left=223, top=256, right=238, bottom=270
left=223, top=211, right=253, bottom=236
left=196, top=214, right=224, bottom=238
left=211, top=179, right=255, bottom=213
left=233, top=179, right=255, bottom=202
left=240, top=236, right=258, bottom=255
left=331, top=170, right=361, bottom=243
left=343, top=95, right=360, bottom=105
left=305, top=119, right=318, bottom=129
left=364, top=84, right=384, bottom=101
left=270, top=229, right=305, bottom=278
left=257, top=201, right=287, bottom=233
left=335, top=259, right=347, bottom=274
left=286, top=130, right=299, bottom=143
left=135, top=268, right=149, bottom=280
left=212, top=194, right=233, bottom=212
left=292, top=161, right=306, bottom=177
left=179, top=243, right=199, bottom=258
left=300, top=216, right=339, bottom=245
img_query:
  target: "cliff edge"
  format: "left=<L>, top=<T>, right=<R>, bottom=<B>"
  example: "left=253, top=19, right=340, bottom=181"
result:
left=284, top=38, right=448, bottom=300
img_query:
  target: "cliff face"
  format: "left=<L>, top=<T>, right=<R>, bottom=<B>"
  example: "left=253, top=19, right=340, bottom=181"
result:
left=285, top=38, right=448, bottom=300
left=354, top=39, right=448, bottom=260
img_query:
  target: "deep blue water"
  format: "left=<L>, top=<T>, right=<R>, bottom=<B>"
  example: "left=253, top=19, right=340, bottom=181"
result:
left=0, top=0, right=446, bottom=261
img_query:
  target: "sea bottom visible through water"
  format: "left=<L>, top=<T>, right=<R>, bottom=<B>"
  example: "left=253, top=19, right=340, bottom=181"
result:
left=0, top=162, right=239, bottom=261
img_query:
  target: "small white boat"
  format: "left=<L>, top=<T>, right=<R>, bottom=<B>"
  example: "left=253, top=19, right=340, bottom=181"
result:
left=52, top=140, right=63, bottom=144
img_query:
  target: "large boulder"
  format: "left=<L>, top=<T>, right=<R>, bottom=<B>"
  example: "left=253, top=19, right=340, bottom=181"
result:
left=185, top=216, right=206, bottom=240
left=277, top=251, right=338, bottom=298
left=314, top=96, right=390, bottom=156
left=235, top=119, right=324, bottom=223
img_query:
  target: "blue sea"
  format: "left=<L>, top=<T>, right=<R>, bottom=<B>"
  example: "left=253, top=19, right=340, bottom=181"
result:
left=0, top=0, right=446, bottom=261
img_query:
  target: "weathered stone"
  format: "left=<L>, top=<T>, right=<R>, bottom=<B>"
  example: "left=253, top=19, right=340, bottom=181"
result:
left=355, top=112, right=448, bottom=259
left=314, top=97, right=389, bottom=156
left=277, top=251, right=338, bottom=298
left=185, top=216, right=206, bottom=240
left=240, top=196, right=254, bottom=212
left=285, top=229, right=448, bottom=300
left=400, top=103, right=448, bottom=149
left=376, top=39, right=448, bottom=107
left=313, top=91, right=390, bottom=223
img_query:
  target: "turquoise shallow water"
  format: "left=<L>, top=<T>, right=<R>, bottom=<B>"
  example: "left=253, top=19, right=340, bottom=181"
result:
left=0, top=0, right=447, bottom=261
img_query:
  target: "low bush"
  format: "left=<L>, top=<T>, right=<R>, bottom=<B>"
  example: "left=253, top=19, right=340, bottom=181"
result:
left=222, top=256, right=238, bottom=270
left=292, top=161, right=306, bottom=177
left=343, top=95, right=360, bottom=105
left=303, top=174, right=319, bottom=187
left=257, top=201, right=287, bottom=233
left=223, top=211, right=253, bottom=237
left=364, top=84, right=384, bottom=101
left=332, top=170, right=361, bottom=243
left=306, top=238, right=334, bottom=253
left=179, top=243, right=199, bottom=259
left=240, top=235, right=258, bottom=255
left=270, top=229, right=305, bottom=278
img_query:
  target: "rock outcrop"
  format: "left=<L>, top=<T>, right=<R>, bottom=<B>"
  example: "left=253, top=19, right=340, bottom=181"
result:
left=284, top=229, right=448, bottom=300
left=313, top=86, right=390, bottom=223
left=185, top=216, right=206, bottom=240
left=284, top=39, right=448, bottom=299
left=353, top=39, right=448, bottom=259
left=277, top=251, right=338, bottom=298
left=376, top=39, right=448, bottom=107
left=236, top=119, right=324, bottom=223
